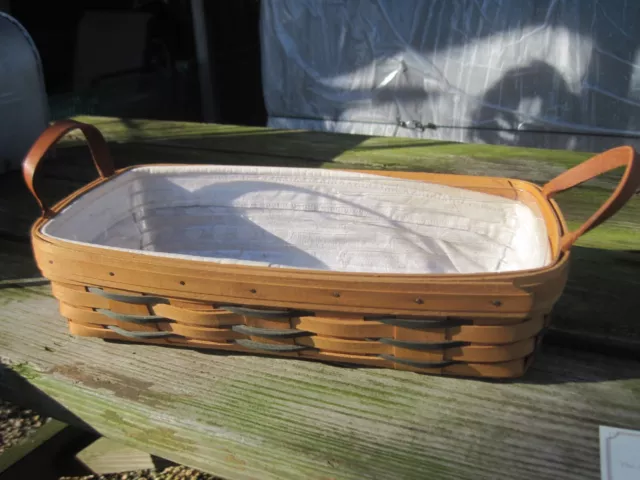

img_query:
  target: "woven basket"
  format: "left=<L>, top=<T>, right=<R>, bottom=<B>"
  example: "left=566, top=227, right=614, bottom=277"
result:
left=24, top=120, right=640, bottom=378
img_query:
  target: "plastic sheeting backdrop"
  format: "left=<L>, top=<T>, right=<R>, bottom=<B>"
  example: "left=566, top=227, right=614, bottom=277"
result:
left=261, top=0, right=640, bottom=151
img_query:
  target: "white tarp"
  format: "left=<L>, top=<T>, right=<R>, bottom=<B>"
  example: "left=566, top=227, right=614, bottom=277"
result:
left=261, top=0, right=640, bottom=152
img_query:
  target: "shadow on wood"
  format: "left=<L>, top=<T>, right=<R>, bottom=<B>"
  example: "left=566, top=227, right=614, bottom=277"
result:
left=0, top=364, right=99, bottom=480
left=100, top=339, right=640, bottom=385
left=0, top=363, right=93, bottom=431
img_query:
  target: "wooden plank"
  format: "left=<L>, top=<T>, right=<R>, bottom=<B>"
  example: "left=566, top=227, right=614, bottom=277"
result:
left=0, top=285, right=639, bottom=480
left=62, top=116, right=596, bottom=176
left=76, top=437, right=156, bottom=474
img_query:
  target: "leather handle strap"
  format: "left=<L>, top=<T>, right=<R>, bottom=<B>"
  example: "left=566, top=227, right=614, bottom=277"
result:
left=541, top=145, right=640, bottom=251
left=22, top=119, right=115, bottom=217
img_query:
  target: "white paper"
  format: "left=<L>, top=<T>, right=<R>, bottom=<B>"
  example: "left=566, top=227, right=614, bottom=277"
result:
left=600, top=426, right=640, bottom=480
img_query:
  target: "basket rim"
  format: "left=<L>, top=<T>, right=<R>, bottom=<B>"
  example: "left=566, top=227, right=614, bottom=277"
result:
left=32, top=164, right=570, bottom=280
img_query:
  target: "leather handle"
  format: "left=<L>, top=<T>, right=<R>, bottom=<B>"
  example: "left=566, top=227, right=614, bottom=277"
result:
left=22, top=119, right=115, bottom=217
left=541, top=145, right=640, bottom=251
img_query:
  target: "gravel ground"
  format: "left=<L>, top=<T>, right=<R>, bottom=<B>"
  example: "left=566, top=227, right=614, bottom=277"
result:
left=0, top=397, right=48, bottom=454
left=60, top=466, right=221, bottom=479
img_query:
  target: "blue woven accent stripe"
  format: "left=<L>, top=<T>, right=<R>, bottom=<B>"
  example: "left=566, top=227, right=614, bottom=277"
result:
left=88, top=287, right=169, bottom=305
left=107, top=325, right=176, bottom=339
left=235, top=338, right=308, bottom=352
left=96, top=309, right=164, bottom=324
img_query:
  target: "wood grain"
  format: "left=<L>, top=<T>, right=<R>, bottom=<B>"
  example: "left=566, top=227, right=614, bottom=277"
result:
left=76, top=437, right=156, bottom=474
left=0, top=285, right=639, bottom=480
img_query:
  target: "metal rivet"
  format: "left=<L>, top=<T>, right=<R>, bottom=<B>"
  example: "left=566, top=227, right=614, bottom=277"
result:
left=415, top=298, right=424, bottom=304
left=180, top=281, right=186, bottom=286
left=492, top=300, right=502, bottom=307
left=332, top=292, right=341, bottom=298
left=109, top=272, right=115, bottom=276
left=250, top=289, right=257, bottom=294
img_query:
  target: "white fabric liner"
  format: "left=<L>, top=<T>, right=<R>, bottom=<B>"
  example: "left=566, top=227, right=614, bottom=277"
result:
left=41, top=166, right=552, bottom=274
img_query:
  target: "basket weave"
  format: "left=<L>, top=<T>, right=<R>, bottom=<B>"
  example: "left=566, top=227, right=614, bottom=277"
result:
left=24, top=120, right=640, bottom=378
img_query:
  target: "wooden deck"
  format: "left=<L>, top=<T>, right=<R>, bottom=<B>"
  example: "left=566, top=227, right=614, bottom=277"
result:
left=1, top=116, right=639, bottom=479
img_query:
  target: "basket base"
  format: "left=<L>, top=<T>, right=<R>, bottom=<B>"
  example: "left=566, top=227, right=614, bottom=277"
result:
left=66, top=320, right=536, bottom=379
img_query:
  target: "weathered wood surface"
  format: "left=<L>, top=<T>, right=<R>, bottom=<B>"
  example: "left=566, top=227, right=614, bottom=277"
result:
left=1, top=116, right=639, bottom=479
left=1, top=285, right=640, bottom=480
left=76, top=437, right=158, bottom=475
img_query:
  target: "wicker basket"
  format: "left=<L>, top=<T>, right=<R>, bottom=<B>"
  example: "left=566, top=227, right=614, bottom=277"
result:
left=24, top=120, right=640, bottom=378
